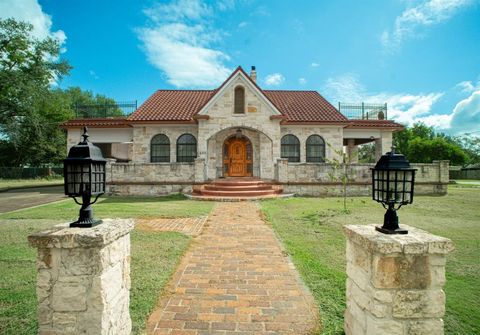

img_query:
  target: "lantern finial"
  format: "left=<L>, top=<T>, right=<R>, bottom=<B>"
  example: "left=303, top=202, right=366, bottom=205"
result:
left=390, top=145, right=396, bottom=154
left=81, top=126, right=89, bottom=144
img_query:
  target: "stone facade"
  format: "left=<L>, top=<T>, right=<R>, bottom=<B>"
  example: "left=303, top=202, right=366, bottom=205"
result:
left=28, top=219, right=134, bottom=335
left=343, top=224, right=454, bottom=335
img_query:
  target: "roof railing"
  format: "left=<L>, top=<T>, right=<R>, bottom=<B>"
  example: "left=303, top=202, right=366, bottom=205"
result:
left=338, top=102, right=387, bottom=120
left=74, top=100, right=137, bottom=119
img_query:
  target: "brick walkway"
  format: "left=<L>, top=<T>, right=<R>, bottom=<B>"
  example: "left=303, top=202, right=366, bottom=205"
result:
left=137, top=217, right=207, bottom=236
left=148, top=202, right=318, bottom=335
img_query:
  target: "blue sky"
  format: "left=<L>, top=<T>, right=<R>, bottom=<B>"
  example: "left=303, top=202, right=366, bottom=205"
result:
left=1, top=0, right=479, bottom=135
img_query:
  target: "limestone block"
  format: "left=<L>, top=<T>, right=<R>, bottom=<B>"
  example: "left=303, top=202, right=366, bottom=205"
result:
left=408, top=319, right=444, bottom=335
left=372, top=254, right=430, bottom=289
left=392, top=289, right=445, bottom=318
left=52, top=282, right=87, bottom=311
left=366, top=315, right=404, bottom=335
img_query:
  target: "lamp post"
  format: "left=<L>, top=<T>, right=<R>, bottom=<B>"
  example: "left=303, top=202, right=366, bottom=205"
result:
left=371, top=147, right=416, bottom=234
left=64, top=127, right=106, bottom=228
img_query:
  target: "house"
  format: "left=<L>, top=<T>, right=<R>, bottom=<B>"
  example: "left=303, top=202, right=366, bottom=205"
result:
left=62, top=66, right=449, bottom=197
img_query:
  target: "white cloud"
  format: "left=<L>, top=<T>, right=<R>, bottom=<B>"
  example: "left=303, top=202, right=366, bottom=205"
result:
left=265, top=73, right=285, bottom=86
left=311, top=62, right=319, bottom=68
left=216, top=0, right=235, bottom=11
left=89, top=70, right=99, bottom=80
left=322, top=73, right=446, bottom=128
left=238, top=21, right=249, bottom=28
left=0, top=0, right=66, bottom=46
left=450, top=90, right=480, bottom=134
left=137, top=0, right=231, bottom=88
left=381, top=0, right=472, bottom=50
left=456, top=80, right=480, bottom=93
left=298, top=78, right=307, bottom=85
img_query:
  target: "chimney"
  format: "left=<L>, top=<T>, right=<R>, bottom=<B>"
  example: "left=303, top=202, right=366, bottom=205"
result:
left=250, top=65, right=257, bottom=83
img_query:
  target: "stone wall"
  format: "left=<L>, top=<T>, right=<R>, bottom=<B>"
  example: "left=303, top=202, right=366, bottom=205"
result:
left=280, top=125, right=344, bottom=162
left=28, top=219, right=134, bottom=335
left=344, top=224, right=454, bottom=335
left=281, top=160, right=449, bottom=196
left=131, top=124, right=198, bottom=163
left=106, top=161, right=195, bottom=196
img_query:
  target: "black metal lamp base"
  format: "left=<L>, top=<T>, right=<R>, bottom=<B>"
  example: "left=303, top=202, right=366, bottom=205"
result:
left=375, top=226, right=408, bottom=234
left=69, top=204, right=102, bottom=228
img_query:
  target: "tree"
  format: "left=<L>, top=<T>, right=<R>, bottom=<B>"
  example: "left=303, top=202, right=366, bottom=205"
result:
left=393, top=122, right=469, bottom=165
left=0, top=18, right=72, bottom=166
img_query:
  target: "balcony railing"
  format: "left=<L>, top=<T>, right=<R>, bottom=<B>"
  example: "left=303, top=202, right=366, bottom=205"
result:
left=338, top=102, right=387, bottom=120
left=74, top=101, right=137, bottom=118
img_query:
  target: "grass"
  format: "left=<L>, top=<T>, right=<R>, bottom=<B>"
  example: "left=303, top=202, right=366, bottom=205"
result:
left=261, top=185, right=480, bottom=335
left=0, top=178, right=63, bottom=191
left=0, top=195, right=213, bottom=334
left=0, top=194, right=213, bottom=220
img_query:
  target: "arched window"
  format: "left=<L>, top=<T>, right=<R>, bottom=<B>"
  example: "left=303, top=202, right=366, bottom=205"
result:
left=150, top=134, right=170, bottom=162
left=234, top=86, right=245, bottom=114
left=281, top=135, right=300, bottom=162
left=177, top=134, right=197, bottom=162
left=306, top=135, right=326, bottom=162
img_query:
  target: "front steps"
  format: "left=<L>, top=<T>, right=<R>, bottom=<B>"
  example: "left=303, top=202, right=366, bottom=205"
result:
left=187, top=178, right=293, bottom=201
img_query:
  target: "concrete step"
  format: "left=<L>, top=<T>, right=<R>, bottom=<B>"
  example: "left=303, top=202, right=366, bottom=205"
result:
left=203, top=184, right=273, bottom=191
left=200, top=189, right=278, bottom=197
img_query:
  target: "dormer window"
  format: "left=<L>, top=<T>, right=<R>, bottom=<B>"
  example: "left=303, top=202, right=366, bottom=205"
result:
left=234, top=86, right=245, bottom=114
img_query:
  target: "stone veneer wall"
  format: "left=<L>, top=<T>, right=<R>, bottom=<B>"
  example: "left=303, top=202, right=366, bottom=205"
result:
left=28, top=219, right=134, bottom=335
left=343, top=224, right=454, bottom=335
left=106, top=162, right=195, bottom=196
left=281, top=160, right=449, bottom=196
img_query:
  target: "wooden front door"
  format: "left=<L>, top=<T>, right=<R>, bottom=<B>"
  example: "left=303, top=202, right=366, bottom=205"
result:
left=223, top=138, right=252, bottom=177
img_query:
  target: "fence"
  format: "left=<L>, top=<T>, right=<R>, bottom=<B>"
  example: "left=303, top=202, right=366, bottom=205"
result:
left=338, top=102, right=388, bottom=120
left=75, top=101, right=137, bottom=118
left=0, top=167, right=63, bottom=179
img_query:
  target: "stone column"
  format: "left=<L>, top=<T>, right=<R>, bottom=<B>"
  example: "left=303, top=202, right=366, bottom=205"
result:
left=343, top=224, right=454, bottom=335
left=375, top=132, right=393, bottom=161
left=28, top=219, right=134, bottom=335
left=194, top=157, right=206, bottom=182
left=276, top=158, right=289, bottom=183
left=347, top=139, right=359, bottom=163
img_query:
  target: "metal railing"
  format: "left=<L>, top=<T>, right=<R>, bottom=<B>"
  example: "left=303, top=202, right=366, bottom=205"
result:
left=338, top=102, right=387, bottom=120
left=74, top=101, right=137, bottom=118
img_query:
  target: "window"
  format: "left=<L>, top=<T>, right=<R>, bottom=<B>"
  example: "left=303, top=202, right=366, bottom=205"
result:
left=306, top=135, right=326, bottom=162
left=281, top=135, right=300, bottom=162
left=234, top=86, right=245, bottom=114
left=177, top=134, right=197, bottom=162
left=150, top=134, right=170, bottom=162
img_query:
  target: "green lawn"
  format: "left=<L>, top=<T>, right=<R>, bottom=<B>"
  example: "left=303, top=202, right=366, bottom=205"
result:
left=261, top=185, right=480, bottom=335
left=0, top=194, right=213, bottom=220
left=0, top=178, right=63, bottom=192
left=0, top=195, right=213, bottom=335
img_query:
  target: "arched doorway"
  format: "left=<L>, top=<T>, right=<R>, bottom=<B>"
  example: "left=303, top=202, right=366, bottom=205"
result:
left=223, top=136, right=253, bottom=177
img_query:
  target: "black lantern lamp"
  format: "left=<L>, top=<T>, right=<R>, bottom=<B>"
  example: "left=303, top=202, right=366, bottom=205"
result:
left=64, top=127, right=106, bottom=228
left=371, top=147, right=416, bottom=234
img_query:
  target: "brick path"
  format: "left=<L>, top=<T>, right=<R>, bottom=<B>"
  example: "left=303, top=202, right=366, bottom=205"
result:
left=137, top=217, right=207, bottom=236
left=148, top=202, right=318, bottom=335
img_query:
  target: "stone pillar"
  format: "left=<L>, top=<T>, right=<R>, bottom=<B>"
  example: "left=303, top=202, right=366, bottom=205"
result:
left=194, top=157, right=206, bottom=182
left=28, top=219, right=134, bottom=335
left=276, top=158, right=289, bottom=183
left=433, top=160, right=450, bottom=184
left=375, top=132, right=393, bottom=161
left=344, top=224, right=454, bottom=335
left=347, top=139, right=359, bottom=163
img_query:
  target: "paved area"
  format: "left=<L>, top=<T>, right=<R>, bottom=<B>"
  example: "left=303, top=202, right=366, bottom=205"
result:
left=136, top=217, right=208, bottom=236
left=0, top=186, right=66, bottom=213
left=148, top=202, right=318, bottom=335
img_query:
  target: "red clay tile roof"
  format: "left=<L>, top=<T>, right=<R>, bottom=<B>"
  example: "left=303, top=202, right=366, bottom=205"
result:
left=263, top=90, right=348, bottom=123
left=61, top=118, right=130, bottom=128
left=127, top=90, right=214, bottom=122
left=346, top=120, right=404, bottom=129
left=127, top=88, right=347, bottom=123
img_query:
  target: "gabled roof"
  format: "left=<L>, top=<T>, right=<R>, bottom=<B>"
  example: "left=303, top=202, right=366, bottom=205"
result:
left=127, top=66, right=348, bottom=123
